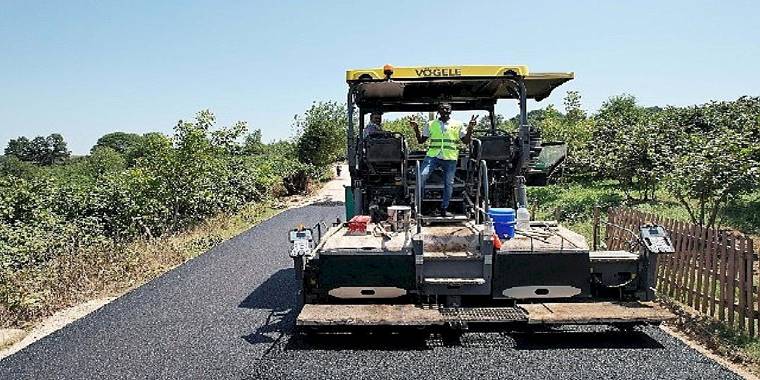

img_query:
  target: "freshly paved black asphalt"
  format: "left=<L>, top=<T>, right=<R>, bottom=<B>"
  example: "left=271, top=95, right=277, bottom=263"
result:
left=0, top=204, right=742, bottom=379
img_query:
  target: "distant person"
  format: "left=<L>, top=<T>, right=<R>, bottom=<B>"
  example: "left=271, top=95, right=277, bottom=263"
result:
left=362, top=112, right=384, bottom=138
left=410, top=103, right=476, bottom=217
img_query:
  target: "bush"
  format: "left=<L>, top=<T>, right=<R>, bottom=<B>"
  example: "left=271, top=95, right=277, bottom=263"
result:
left=294, top=101, right=346, bottom=168
left=0, top=110, right=322, bottom=274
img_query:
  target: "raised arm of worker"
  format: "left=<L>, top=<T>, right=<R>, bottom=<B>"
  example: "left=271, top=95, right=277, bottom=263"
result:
left=461, top=115, right=477, bottom=144
left=410, top=119, right=428, bottom=144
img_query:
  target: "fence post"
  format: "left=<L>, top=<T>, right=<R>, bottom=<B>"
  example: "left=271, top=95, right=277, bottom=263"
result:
left=719, top=233, right=729, bottom=322
left=728, top=235, right=737, bottom=328
left=709, top=227, right=719, bottom=317
left=605, top=208, right=615, bottom=249
left=738, top=237, right=747, bottom=331
left=592, top=205, right=600, bottom=251
left=750, top=237, right=757, bottom=337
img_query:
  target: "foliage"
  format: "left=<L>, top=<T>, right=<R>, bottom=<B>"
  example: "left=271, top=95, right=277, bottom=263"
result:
left=294, top=101, right=347, bottom=167
left=0, top=109, right=318, bottom=278
left=584, top=95, right=669, bottom=200
left=91, top=132, right=144, bottom=155
left=0, top=155, right=38, bottom=178
left=4, top=133, right=70, bottom=165
left=88, top=147, right=127, bottom=177
left=0, top=105, right=326, bottom=328
left=381, top=114, right=427, bottom=151
left=243, top=129, right=265, bottom=155
left=495, top=92, right=759, bottom=228
left=476, top=113, right=517, bottom=133
left=662, top=98, right=760, bottom=227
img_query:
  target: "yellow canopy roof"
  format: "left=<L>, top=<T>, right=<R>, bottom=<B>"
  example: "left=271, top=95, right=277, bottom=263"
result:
left=347, top=65, right=574, bottom=107
left=346, top=65, right=531, bottom=81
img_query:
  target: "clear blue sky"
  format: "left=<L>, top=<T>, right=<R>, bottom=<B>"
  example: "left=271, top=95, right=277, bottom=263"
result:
left=1, top=1, right=758, bottom=154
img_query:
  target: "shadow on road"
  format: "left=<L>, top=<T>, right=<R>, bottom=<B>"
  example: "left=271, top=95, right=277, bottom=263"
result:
left=511, top=329, right=664, bottom=350
left=287, top=331, right=433, bottom=351
left=238, top=270, right=663, bottom=352
left=239, top=268, right=297, bottom=345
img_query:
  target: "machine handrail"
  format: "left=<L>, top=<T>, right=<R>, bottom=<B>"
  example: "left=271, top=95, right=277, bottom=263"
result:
left=415, top=160, right=422, bottom=234
left=480, top=160, right=490, bottom=220
left=402, top=140, right=409, bottom=196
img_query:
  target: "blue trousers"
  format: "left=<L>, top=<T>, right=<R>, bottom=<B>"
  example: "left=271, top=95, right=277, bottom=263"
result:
left=419, top=156, right=457, bottom=210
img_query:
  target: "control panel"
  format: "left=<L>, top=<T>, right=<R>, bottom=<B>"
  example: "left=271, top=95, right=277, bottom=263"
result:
left=289, top=228, right=314, bottom=258
left=639, top=225, right=675, bottom=254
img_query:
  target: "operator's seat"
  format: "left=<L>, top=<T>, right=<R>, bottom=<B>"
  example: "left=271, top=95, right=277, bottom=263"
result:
left=476, top=135, right=513, bottom=162
left=364, top=132, right=405, bottom=163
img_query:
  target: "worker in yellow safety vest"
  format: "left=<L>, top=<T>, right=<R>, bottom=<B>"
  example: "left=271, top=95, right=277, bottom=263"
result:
left=410, top=103, right=477, bottom=217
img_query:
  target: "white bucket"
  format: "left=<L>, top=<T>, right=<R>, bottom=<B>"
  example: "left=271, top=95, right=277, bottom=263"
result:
left=387, top=205, right=412, bottom=232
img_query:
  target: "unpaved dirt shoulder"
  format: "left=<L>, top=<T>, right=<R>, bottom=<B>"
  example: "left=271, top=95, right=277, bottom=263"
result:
left=0, top=298, right=115, bottom=359
left=0, top=165, right=348, bottom=360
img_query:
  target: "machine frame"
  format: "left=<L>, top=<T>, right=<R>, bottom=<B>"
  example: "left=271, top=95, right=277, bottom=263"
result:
left=291, top=65, right=674, bottom=330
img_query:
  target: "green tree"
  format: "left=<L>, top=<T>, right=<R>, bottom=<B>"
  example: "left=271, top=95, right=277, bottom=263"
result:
left=4, top=137, right=31, bottom=160
left=91, top=132, right=144, bottom=155
left=666, top=128, right=759, bottom=227
left=294, top=101, right=347, bottom=167
left=663, top=97, right=760, bottom=227
left=589, top=95, right=666, bottom=200
left=563, top=91, right=587, bottom=124
left=243, top=129, right=265, bottom=155
left=88, top=147, right=127, bottom=177
left=45, top=134, right=70, bottom=164
left=4, top=134, right=69, bottom=165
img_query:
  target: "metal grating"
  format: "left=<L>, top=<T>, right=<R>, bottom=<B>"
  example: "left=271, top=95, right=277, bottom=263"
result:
left=440, top=307, right=527, bottom=322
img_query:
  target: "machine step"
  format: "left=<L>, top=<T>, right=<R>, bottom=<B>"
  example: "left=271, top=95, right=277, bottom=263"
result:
left=423, top=277, right=486, bottom=285
left=589, top=250, right=639, bottom=263
left=440, top=307, right=527, bottom=323
left=420, top=215, right=469, bottom=223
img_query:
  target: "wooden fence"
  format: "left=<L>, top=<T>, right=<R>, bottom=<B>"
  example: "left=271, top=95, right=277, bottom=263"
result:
left=603, top=207, right=757, bottom=336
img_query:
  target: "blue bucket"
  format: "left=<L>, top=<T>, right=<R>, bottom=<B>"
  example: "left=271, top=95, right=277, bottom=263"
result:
left=488, top=208, right=516, bottom=238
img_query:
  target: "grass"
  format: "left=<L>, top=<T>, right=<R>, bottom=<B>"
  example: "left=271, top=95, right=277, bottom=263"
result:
left=0, top=200, right=283, bottom=329
left=528, top=180, right=760, bottom=247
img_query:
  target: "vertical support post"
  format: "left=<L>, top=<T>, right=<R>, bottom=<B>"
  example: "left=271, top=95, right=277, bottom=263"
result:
left=517, top=79, right=530, bottom=171
left=489, top=105, right=496, bottom=135
left=346, top=89, right=355, bottom=170
left=480, top=160, right=490, bottom=214
left=514, top=176, right=528, bottom=208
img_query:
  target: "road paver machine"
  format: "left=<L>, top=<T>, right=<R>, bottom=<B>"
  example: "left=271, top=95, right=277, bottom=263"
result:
left=289, top=65, right=674, bottom=330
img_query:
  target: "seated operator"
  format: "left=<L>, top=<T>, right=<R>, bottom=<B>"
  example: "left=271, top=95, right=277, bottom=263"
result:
left=409, top=103, right=477, bottom=217
left=362, top=111, right=384, bottom=138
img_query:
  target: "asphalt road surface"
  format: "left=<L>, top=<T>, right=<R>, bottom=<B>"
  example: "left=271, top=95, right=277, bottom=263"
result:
left=0, top=203, right=742, bottom=379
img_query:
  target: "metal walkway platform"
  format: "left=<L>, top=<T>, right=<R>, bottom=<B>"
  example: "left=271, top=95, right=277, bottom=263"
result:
left=296, top=302, right=673, bottom=327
